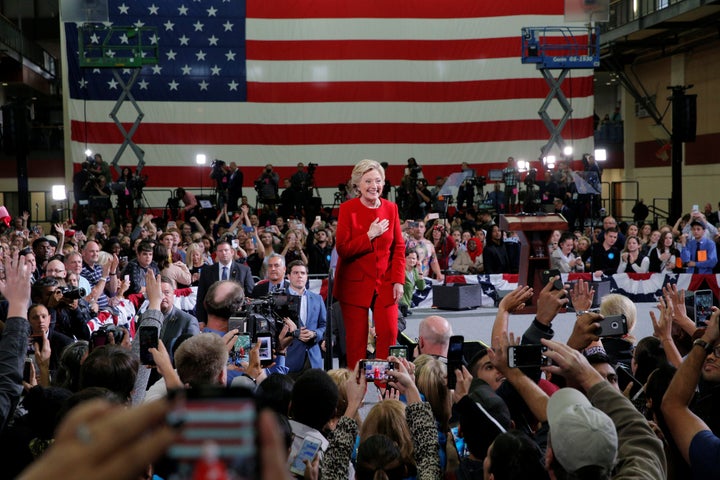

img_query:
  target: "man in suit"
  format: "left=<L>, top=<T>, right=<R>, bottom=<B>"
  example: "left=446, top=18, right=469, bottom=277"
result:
left=195, top=240, right=254, bottom=325
left=250, top=253, right=289, bottom=297
left=158, top=276, right=200, bottom=358
left=284, top=261, right=326, bottom=375
left=227, top=162, right=244, bottom=212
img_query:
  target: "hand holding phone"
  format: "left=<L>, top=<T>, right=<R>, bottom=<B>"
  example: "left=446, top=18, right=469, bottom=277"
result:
left=507, top=345, right=551, bottom=368
left=138, top=326, right=159, bottom=365
left=447, top=335, right=465, bottom=389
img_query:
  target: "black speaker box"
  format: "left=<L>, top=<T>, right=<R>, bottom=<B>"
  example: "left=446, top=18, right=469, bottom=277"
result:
left=673, top=94, right=696, bottom=142
left=432, top=284, right=482, bottom=310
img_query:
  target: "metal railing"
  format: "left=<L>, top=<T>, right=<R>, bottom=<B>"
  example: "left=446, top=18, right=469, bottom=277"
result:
left=0, top=13, right=56, bottom=76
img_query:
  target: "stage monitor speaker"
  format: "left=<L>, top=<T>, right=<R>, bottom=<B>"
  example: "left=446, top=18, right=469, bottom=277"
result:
left=673, top=94, right=696, bottom=142
left=432, top=284, right=482, bottom=310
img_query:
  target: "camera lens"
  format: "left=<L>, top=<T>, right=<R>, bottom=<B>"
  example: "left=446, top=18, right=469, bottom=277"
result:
left=611, top=321, right=619, bottom=329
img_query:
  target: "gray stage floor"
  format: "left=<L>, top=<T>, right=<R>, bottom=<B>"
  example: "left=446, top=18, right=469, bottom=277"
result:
left=401, top=302, right=658, bottom=346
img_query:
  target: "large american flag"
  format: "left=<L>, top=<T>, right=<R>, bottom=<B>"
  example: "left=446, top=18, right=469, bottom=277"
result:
left=63, top=0, right=594, bottom=189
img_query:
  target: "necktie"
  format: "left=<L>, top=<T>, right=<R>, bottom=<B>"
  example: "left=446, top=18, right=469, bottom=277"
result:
left=222, top=266, right=228, bottom=281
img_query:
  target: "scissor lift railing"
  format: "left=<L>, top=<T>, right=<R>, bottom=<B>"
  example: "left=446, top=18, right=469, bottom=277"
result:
left=78, top=24, right=159, bottom=175
left=521, top=26, right=600, bottom=159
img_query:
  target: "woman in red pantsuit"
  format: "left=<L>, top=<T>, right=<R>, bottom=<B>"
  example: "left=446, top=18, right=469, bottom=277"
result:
left=335, top=160, right=406, bottom=369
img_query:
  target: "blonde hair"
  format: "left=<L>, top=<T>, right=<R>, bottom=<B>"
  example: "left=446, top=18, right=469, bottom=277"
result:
left=414, top=355, right=450, bottom=431
left=360, top=400, right=415, bottom=468
left=600, top=293, right=637, bottom=333
left=327, top=368, right=353, bottom=417
left=350, top=159, right=385, bottom=197
left=97, top=251, right=112, bottom=267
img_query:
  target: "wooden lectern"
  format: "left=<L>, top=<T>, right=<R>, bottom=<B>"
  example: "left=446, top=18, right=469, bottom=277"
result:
left=499, top=213, right=568, bottom=311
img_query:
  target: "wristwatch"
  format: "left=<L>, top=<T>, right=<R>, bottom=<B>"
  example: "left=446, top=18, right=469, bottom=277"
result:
left=693, top=338, right=714, bottom=354
left=575, top=309, right=598, bottom=317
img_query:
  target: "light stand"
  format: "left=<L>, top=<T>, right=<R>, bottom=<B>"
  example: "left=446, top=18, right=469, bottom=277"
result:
left=196, top=154, right=206, bottom=196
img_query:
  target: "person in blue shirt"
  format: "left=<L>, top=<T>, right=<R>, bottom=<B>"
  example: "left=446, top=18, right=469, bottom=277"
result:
left=680, top=220, right=718, bottom=273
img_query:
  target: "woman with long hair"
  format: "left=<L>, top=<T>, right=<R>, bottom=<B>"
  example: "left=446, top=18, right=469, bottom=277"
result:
left=617, top=235, right=649, bottom=273
left=426, top=223, right=455, bottom=272
left=648, top=230, right=680, bottom=273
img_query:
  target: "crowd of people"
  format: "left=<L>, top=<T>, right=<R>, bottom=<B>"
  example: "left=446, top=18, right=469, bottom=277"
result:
left=2, top=155, right=720, bottom=479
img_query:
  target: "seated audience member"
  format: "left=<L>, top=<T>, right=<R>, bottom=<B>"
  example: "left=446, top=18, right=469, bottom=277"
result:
left=590, top=226, right=621, bottom=277
left=648, top=230, right=681, bottom=273
left=401, top=248, right=425, bottom=318
left=617, top=235, right=650, bottom=273
left=550, top=232, right=584, bottom=273
left=662, top=309, right=720, bottom=478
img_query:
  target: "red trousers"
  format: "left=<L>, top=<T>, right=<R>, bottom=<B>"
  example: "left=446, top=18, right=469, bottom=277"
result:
left=341, top=301, right=398, bottom=370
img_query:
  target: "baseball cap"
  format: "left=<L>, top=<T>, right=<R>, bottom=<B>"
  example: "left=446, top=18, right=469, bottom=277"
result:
left=547, top=388, right=618, bottom=473
left=456, top=381, right=511, bottom=459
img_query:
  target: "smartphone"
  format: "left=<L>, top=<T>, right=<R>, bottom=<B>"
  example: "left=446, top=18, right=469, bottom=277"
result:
left=89, top=329, right=108, bottom=351
left=23, top=358, right=33, bottom=383
left=694, top=289, right=714, bottom=326
left=447, top=335, right=465, bottom=389
left=389, top=345, right=408, bottom=359
left=96, top=221, right=103, bottom=229
left=242, top=225, right=254, bottom=233
left=289, top=437, right=322, bottom=476
left=508, top=345, right=551, bottom=368
left=232, top=333, right=252, bottom=366
left=408, top=221, right=419, bottom=228
left=31, top=335, right=44, bottom=352
left=596, top=314, right=628, bottom=337
left=255, top=333, right=274, bottom=366
left=616, top=364, right=643, bottom=399
left=360, top=360, right=397, bottom=382
left=314, top=216, right=321, bottom=223
left=232, top=239, right=240, bottom=249
left=542, top=269, right=564, bottom=292
left=166, top=386, right=258, bottom=479
left=228, top=316, right=245, bottom=333
left=692, top=204, right=699, bottom=213
left=427, top=213, right=439, bottom=220
left=138, top=326, right=159, bottom=366
left=167, top=221, right=177, bottom=228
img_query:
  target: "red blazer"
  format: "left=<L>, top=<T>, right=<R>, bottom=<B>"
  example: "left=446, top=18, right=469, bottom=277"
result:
left=334, top=198, right=406, bottom=308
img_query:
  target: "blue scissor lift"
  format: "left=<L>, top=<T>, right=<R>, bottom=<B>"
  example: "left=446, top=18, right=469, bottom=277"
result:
left=521, top=26, right=600, bottom=158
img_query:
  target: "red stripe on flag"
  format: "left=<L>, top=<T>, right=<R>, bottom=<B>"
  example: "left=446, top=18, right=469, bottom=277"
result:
left=247, top=77, right=593, bottom=103
left=247, top=36, right=589, bottom=61
left=248, top=0, right=564, bottom=19
left=71, top=118, right=594, bottom=145
left=247, top=38, right=522, bottom=61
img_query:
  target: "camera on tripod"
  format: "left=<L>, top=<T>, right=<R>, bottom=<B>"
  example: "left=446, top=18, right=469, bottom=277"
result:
left=467, top=176, right=487, bottom=188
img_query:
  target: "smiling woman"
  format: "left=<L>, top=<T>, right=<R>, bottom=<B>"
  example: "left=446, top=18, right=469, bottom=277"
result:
left=334, top=160, right=406, bottom=368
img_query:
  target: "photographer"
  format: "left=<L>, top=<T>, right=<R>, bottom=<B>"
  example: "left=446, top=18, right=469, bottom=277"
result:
left=255, top=164, right=279, bottom=206
left=210, top=159, right=230, bottom=210
left=175, top=188, right=198, bottom=221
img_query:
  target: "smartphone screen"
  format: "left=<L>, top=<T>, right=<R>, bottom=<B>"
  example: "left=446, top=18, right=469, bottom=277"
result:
left=23, top=359, right=33, bottom=383
left=232, top=333, right=252, bottom=366
left=362, top=360, right=395, bottom=382
left=596, top=314, right=628, bottom=337
left=228, top=317, right=245, bottom=333
left=289, top=437, right=322, bottom=476
left=694, top=290, right=714, bottom=326
left=447, top=335, right=464, bottom=389
left=427, top=213, right=439, bottom=220
left=166, top=386, right=258, bottom=479
left=256, top=334, right=273, bottom=366
left=508, top=345, right=550, bottom=368
left=389, top=345, right=408, bottom=359
left=616, top=364, right=643, bottom=399
left=138, top=326, right=159, bottom=365
left=89, top=330, right=108, bottom=351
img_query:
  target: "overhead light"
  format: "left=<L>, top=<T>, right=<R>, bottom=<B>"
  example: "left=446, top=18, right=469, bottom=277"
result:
left=84, top=148, right=93, bottom=157
left=594, top=149, right=607, bottom=161
left=517, top=160, right=528, bottom=172
left=51, top=185, right=67, bottom=201
left=563, top=145, right=573, bottom=156
left=196, top=154, right=206, bottom=165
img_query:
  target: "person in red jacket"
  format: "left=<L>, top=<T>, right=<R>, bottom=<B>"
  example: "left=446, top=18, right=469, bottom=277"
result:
left=334, top=159, right=406, bottom=368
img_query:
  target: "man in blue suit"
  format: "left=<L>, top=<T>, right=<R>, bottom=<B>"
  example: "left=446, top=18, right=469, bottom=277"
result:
left=284, top=260, right=326, bottom=374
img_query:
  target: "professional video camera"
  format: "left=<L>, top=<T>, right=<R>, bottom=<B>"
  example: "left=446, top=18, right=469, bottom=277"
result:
left=467, top=175, right=487, bottom=188
left=334, top=183, right=348, bottom=204
left=238, top=294, right=301, bottom=341
left=524, top=169, right=538, bottom=186
left=127, top=174, right=148, bottom=200
left=210, top=159, right=226, bottom=181
left=60, top=286, right=87, bottom=300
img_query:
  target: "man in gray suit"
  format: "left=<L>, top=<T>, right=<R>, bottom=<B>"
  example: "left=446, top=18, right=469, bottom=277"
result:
left=159, top=276, right=200, bottom=358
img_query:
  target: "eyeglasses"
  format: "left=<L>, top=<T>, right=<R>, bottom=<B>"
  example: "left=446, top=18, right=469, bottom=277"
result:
left=713, top=346, right=720, bottom=358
